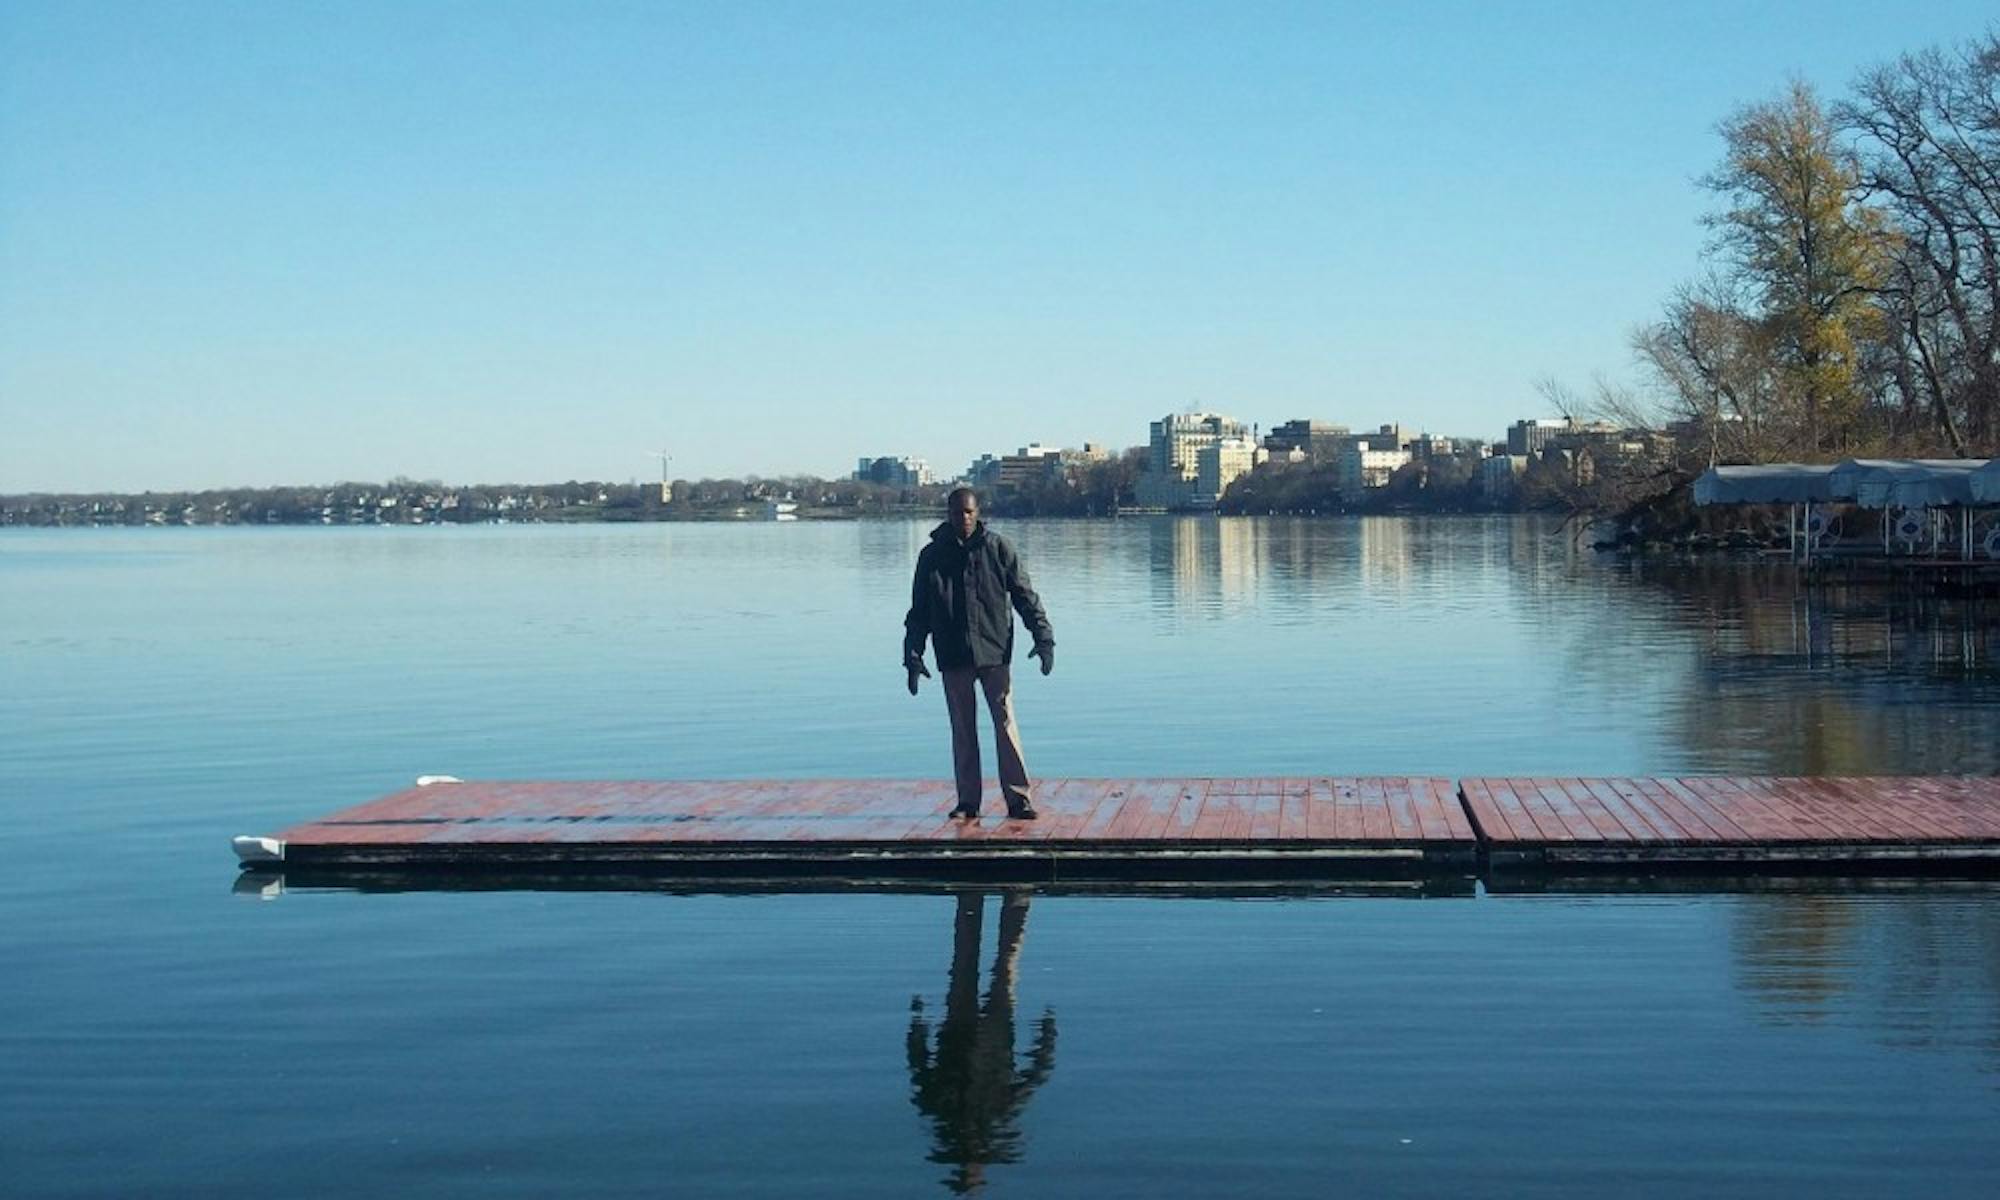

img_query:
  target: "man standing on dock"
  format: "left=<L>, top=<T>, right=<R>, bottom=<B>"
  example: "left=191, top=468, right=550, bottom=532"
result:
left=904, top=487, right=1055, bottom=821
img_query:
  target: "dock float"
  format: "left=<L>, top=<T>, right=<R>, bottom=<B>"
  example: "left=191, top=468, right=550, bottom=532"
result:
left=1462, top=776, right=2000, bottom=868
left=233, top=775, right=2000, bottom=879
left=233, top=776, right=1476, bottom=878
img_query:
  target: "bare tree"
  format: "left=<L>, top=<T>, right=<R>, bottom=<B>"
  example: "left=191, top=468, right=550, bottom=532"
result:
left=1633, top=278, right=1788, bottom=463
left=1840, top=35, right=2000, bottom=449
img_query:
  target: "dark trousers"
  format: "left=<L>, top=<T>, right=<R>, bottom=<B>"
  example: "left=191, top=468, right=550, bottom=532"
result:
left=941, top=664, right=1032, bottom=812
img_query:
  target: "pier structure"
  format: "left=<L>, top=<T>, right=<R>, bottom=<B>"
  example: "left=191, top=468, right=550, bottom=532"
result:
left=235, top=775, right=2000, bottom=880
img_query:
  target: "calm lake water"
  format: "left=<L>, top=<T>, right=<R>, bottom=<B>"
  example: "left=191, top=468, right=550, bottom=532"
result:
left=5, top=516, right=1999, bottom=1197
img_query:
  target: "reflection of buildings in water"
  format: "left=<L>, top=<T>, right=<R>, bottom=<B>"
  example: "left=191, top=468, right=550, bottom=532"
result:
left=1171, top=519, right=1203, bottom=608
left=907, top=891, right=1057, bottom=1195
left=1257, top=516, right=1351, bottom=601
left=1732, top=891, right=2000, bottom=1067
left=1268, top=517, right=1315, bottom=585
left=1216, top=519, right=1259, bottom=605
left=1356, top=516, right=1411, bottom=592
left=1148, top=517, right=1262, bottom=617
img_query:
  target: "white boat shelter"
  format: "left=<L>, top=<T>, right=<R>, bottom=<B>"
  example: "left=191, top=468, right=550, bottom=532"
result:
left=1972, top=460, right=2000, bottom=506
left=1843, top=459, right=1988, bottom=509
left=1693, top=458, right=1997, bottom=561
left=1692, top=463, right=1836, bottom=505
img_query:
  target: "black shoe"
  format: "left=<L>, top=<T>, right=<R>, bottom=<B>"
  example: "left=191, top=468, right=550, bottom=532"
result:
left=1006, top=804, right=1039, bottom=821
left=950, top=806, right=980, bottom=821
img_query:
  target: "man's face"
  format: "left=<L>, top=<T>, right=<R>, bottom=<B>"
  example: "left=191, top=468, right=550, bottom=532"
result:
left=951, top=497, right=978, bottom=539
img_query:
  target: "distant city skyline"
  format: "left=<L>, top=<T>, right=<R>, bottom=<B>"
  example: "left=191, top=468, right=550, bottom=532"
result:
left=3, top=1, right=1995, bottom=492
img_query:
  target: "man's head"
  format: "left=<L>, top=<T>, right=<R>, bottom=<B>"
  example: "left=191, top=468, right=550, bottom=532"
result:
left=947, top=487, right=979, bottom=540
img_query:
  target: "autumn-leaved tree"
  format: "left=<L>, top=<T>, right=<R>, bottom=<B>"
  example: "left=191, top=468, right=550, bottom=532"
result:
left=1702, top=81, right=1891, bottom=453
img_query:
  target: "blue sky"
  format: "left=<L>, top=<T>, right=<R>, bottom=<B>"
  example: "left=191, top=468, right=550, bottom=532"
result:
left=2, top=1, right=1994, bottom=491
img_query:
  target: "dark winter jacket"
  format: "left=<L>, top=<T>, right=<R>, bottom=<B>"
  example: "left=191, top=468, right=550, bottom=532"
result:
left=904, top=521, right=1054, bottom=671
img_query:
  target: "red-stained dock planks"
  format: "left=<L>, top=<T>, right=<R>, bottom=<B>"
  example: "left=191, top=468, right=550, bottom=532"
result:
left=243, top=775, right=2000, bottom=876
left=1461, top=776, right=2000, bottom=867
left=259, top=776, right=1472, bottom=873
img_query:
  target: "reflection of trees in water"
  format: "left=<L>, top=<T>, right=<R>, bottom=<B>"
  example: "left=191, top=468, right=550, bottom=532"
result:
left=1499, top=539, right=2000, bottom=773
left=1729, top=895, right=1861, bottom=1021
left=1861, top=896, right=2000, bottom=1063
left=1731, top=891, right=2000, bottom=1067
left=907, top=891, right=1058, bottom=1194
left=1620, top=559, right=2000, bottom=672
left=1616, top=561, right=2000, bottom=774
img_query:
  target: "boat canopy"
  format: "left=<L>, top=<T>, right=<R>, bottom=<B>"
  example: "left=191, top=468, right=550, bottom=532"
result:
left=1692, top=464, right=1835, bottom=505
left=1822, top=458, right=1905, bottom=499
left=1974, top=459, right=2000, bottom=505
left=1843, top=459, right=1990, bottom=508
left=1693, top=458, right=1994, bottom=507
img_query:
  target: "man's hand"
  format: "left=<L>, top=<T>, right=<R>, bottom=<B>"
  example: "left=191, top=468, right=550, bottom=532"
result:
left=1030, top=643, right=1054, bottom=676
left=906, top=658, right=932, bottom=695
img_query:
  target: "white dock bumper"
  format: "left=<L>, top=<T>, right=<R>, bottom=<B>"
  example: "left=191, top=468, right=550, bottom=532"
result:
left=232, top=835, right=285, bottom=864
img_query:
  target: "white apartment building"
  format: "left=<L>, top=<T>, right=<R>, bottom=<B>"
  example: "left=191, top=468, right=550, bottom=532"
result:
left=1335, top=441, right=1412, bottom=494
left=1193, top=436, right=1257, bottom=507
left=1149, top=412, right=1250, bottom=477
left=1138, top=411, right=1251, bottom=509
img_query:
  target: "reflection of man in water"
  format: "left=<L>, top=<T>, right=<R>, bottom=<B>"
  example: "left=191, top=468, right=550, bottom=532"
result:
left=906, top=891, right=1058, bottom=1194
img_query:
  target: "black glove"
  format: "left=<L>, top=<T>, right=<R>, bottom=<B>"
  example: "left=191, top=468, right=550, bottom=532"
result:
left=1030, top=643, right=1054, bottom=676
left=905, top=657, right=931, bottom=695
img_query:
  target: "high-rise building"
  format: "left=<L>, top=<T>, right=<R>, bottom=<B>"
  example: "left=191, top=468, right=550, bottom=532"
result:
left=1506, top=418, right=1571, bottom=457
left=853, top=456, right=936, bottom=487
left=1149, top=412, right=1250, bottom=477
left=1139, top=411, right=1250, bottom=508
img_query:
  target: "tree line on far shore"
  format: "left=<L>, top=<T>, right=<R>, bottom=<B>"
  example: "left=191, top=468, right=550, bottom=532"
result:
left=2, top=446, right=1566, bottom=527
left=0, top=477, right=942, bottom=526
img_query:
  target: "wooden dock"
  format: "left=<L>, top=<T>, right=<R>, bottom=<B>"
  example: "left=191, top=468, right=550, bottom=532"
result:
left=241, top=776, right=1476, bottom=877
left=1462, top=776, right=2000, bottom=867
left=233, top=775, right=2000, bottom=879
